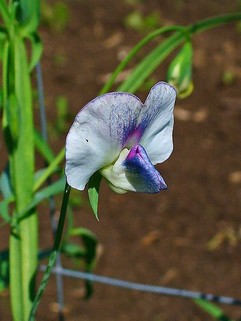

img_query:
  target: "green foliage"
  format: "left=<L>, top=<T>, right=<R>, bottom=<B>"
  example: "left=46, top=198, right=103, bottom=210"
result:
left=221, top=70, right=235, bottom=86
left=55, top=95, right=70, bottom=133
left=167, top=41, right=193, bottom=98
left=27, top=32, right=43, bottom=71
left=16, top=0, right=40, bottom=35
left=124, top=10, right=162, bottom=32
left=34, top=129, right=55, bottom=164
left=41, top=1, right=70, bottom=32
left=62, top=223, right=98, bottom=298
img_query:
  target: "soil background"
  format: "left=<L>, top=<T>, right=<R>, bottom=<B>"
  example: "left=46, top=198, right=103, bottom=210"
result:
left=0, top=1, right=241, bottom=321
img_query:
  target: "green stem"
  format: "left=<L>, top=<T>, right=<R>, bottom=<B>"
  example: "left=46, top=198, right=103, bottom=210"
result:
left=99, top=25, right=185, bottom=94
left=100, top=12, right=241, bottom=94
left=28, top=182, right=71, bottom=321
left=188, top=12, right=241, bottom=34
left=3, top=32, right=37, bottom=321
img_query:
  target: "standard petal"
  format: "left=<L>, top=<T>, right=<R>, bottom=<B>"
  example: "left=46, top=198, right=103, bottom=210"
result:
left=101, top=144, right=167, bottom=193
left=65, top=92, right=142, bottom=190
left=138, top=82, right=176, bottom=164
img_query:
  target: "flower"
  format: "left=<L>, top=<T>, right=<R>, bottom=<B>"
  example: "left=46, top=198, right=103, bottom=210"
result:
left=65, top=81, right=176, bottom=194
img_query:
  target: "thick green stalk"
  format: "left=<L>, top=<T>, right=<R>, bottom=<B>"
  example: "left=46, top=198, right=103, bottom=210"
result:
left=3, top=31, right=37, bottom=320
left=15, top=35, right=37, bottom=321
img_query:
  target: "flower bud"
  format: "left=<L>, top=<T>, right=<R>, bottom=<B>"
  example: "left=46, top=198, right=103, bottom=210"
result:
left=167, top=42, right=193, bottom=98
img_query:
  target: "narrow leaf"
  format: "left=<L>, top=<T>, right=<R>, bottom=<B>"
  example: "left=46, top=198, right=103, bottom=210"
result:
left=33, top=147, right=65, bottom=192
left=0, top=0, right=11, bottom=29
left=34, top=129, right=54, bottom=164
left=118, top=31, right=184, bottom=93
left=17, top=0, right=40, bottom=34
left=88, top=172, right=102, bottom=220
left=27, top=32, right=42, bottom=71
left=0, top=198, right=12, bottom=224
left=18, top=176, right=65, bottom=221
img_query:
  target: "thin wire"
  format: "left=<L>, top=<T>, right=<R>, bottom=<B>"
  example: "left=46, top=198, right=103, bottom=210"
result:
left=36, top=63, right=65, bottom=321
left=40, top=265, right=241, bottom=307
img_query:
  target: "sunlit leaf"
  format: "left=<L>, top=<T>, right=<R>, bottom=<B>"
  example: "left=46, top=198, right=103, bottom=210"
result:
left=88, top=172, right=102, bottom=220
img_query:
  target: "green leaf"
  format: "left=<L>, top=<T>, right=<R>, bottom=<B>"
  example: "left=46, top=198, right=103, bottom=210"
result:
left=88, top=172, right=102, bottom=220
left=118, top=31, right=184, bottom=93
left=61, top=242, right=85, bottom=258
left=17, top=0, right=40, bottom=34
left=194, top=299, right=234, bottom=321
left=34, top=129, right=54, bottom=164
left=33, top=147, right=65, bottom=192
left=0, top=0, right=11, bottom=29
left=67, top=227, right=98, bottom=299
left=0, top=197, right=12, bottom=224
left=27, top=32, right=42, bottom=71
left=17, top=176, right=66, bottom=221
left=99, top=25, right=184, bottom=95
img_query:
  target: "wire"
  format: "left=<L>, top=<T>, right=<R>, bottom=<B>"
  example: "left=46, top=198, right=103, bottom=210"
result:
left=40, top=265, right=241, bottom=306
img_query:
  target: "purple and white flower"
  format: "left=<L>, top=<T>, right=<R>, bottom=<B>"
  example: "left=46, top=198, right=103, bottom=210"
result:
left=65, top=81, right=176, bottom=194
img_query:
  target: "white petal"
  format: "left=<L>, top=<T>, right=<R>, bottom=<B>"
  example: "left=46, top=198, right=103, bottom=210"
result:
left=65, top=92, right=142, bottom=190
left=138, top=82, right=176, bottom=164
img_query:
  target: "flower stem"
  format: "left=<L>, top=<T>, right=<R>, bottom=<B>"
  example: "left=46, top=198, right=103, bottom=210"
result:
left=28, top=182, right=71, bottom=321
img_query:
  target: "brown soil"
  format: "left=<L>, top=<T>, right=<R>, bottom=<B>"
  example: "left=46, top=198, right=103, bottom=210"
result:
left=1, top=1, right=241, bottom=321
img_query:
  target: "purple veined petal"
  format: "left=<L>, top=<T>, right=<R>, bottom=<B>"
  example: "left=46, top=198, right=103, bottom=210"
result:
left=101, top=144, right=167, bottom=193
left=65, top=92, right=143, bottom=190
left=138, top=82, right=176, bottom=165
